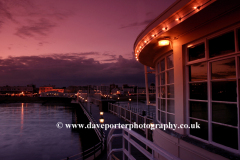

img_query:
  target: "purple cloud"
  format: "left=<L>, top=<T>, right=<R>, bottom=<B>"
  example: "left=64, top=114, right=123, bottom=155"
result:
left=0, top=53, right=154, bottom=87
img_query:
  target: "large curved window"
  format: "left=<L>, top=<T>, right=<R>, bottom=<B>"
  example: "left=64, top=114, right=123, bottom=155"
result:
left=156, top=53, right=174, bottom=124
left=186, top=29, right=240, bottom=151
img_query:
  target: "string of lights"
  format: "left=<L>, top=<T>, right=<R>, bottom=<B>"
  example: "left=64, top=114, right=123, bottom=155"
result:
left=134, top=0, right=214, bottom=61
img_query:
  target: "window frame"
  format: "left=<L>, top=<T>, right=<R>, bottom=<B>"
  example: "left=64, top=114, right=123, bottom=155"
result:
left=156, top=52, right=175, bottom=126
left=185, top=26, right=240, bottom=153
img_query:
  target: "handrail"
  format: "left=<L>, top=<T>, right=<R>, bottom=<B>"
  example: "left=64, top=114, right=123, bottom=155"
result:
left=107, top=127, right=181, bottom=160
left=109, top=102, right=155, bottom=119
left=62, top=100, right=105, bottom=160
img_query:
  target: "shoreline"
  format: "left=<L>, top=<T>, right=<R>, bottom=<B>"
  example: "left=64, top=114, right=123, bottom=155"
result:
left=0, top=97, right=73, bottom=105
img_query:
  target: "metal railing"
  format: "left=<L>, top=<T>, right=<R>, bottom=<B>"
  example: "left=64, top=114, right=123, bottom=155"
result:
left=107, top=127, right=181, bottom=160
left=62, top=101, right=105, bottom=160
left=108, top=103, right=153, bottom=132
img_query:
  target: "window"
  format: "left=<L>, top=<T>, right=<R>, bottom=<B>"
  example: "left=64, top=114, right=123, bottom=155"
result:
left=156, top=53, right=174, bottom=124
left=186, top=30, right=240, bottom=151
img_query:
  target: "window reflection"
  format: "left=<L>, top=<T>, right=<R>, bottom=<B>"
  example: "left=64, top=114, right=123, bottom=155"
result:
left=167, top=54, right=174, bottom=69
left=160, top=59, right=165, bottom=71
left=190, top=119, right=208, bottom=140
left=161, top=112, right=166, bottom=124
left=167, top=85, right=174, bottom=98
left=167, top=69, right=174, bottom=84
left=212, top=81, right=237, bottom=102
left=190, top=101, right=208, bottom=120
left=212, top=58, right=236, bottom=79
left=189, top=62, right=207, bottom=81
left=160, top=86, right=165, bottom=98
left=190, top=83, right=208, bottom=100
left=167, top=100, right=174, bottom=113
left=167, top=114, right=175, bottom=124
left=212, top=124, right=238, bottom=149
left=212, top=103, right=237, bottom=126
left=209, top=31, right=235, bottom=58
left=238, top=29, right=240, bottom=51
left=188, top=43, right=205, bottom=61
left=161, top=99, right=165, bottom=111
left=161, top=73, right=165, bottom=85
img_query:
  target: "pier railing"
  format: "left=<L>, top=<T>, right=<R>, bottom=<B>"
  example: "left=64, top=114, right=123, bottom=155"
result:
left=62, top=101, right=105, bottom=160
left=108, top=103, right=153, bottom=133
left=107, top=127, right=181, bottom=160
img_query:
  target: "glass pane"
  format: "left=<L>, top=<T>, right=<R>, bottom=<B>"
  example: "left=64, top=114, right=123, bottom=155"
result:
left=212, top=58, right=236, bottom=79
left=158, top=87, right=160, bottom=97
left=158, top=75, right=160, bottom=86
left=160, top=86, right=165, bottom=98
left=212, top=81, right=237, bottom=102
left=167, top=69, right=174, bottom=84
left=161, top=112, right=166, bottom=124
left=161, top=72, right=165, bottom=85
left=158, top=111, right=160, bottom=121
left=238, top=28, right=240, bottom=51
left=167, top=114, right=175, bottom=124
left=189, top=83, right=207, bottom=100
left=190, top=101, right=208, bottom=120
left=188, top=43, right=205, bottom=61
left=160, top=59, right=165, bottom=71
left=158, top=99, right=160, bottom=109
left=167, top=54, right=174, bottom=69
left=167, top=85, right=174, bottom=98
left=212, top=124, right=238, bottom=149
left=167, top=100, right=174, bottom=113
left=158, top=62, right=160, bottom=73
left=212, top=103, right=237, bottom=126
left=161, top=99, right=165, bottom=111
left=209, top=31, right=235, bottom=58
left=190, top=119, right=208, bottom=140
left=189, top=62, right=207, bottom=81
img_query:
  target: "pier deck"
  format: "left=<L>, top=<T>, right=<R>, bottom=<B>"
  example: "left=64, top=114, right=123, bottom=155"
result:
left=82, top=102, right=147, bottom=160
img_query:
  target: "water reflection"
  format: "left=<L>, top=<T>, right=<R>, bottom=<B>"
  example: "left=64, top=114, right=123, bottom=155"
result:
left=21, top=103, right=24, bottom=133
left=0, top=103, right=82, bottom=160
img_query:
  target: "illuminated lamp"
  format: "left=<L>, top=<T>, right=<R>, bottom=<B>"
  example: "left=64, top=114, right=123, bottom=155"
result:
left=176, top=18, right=182, bottom=21
left=158, top=39, right=170, bottom=46
left=194, top=6, right=201, bottom=10
left=162, top=27, right=168, bottom=31
left=100, top=111, right=104, bottom=116
left=99, top=117, right=104, bottom=123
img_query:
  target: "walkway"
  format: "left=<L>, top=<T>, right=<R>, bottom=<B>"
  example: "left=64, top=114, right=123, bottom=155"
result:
left=82, top=101, right=146, bottom=160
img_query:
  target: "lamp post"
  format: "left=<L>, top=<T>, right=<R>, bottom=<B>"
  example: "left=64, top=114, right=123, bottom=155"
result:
left=85, top=99, right=87, bottom=108
left=99, top=112, right=104, bottom=138
left=117, top=97, right=120, bottom=105
left=129, top=98, right=131, bottom=110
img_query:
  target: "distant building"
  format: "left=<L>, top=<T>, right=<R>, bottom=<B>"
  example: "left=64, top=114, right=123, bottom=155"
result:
left=0, top=85, right=33, bottom=94
left=39, top=86, right=64, bottom=94
left=41, top=91, right=76, bottom=98
left=100, top=85, right=110, bottom=95
left=122, top=84, right=134, bottom=94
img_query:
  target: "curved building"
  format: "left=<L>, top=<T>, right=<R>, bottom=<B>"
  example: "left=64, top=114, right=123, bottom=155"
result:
left=134, top=0, right=240, bottom=159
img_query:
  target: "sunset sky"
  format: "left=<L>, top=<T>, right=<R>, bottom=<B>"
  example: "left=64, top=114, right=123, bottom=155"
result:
left=0, top=0, right=176, bottom=87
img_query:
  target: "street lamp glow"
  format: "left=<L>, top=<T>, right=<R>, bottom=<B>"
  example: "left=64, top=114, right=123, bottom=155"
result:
left=99, top=118, right=104, bottom=123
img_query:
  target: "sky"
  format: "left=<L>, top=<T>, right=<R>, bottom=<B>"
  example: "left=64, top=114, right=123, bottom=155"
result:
left=0, top=0, right=176, bottom=87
